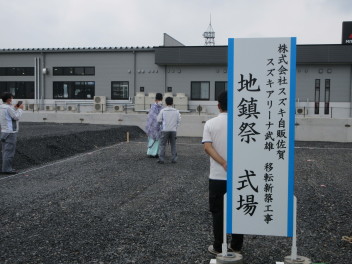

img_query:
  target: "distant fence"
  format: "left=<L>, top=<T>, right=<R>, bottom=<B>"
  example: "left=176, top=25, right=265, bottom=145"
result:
left=24, top=103, right=192, bottom=114
left=21, top=103, right=352, bottom=118
left=24, top=103, right=134, bottom=114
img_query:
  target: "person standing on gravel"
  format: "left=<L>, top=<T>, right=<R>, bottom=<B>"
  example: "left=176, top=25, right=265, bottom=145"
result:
left=0, top=92, right=24, bottom=174
left=145, top=93, right=163, bottom=158
left=157, top=97, right=181, bottom=164
left=202, top=91, right=243, bottom=255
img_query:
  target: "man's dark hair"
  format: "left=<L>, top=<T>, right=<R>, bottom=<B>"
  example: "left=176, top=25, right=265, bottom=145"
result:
left=2, top=92, right=14, bottom=103
left=165, top=97, right=173, bottom=106
left=155, top=93, right=163, bottom=101
left=217, top=91, right=227, bottom=111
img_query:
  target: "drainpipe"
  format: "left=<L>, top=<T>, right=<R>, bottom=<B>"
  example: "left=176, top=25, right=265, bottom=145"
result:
left=34, top=57, right=40, bottom=105
left=41, top=52, right=45, bottom=109
left=34, top=57, right=37, bottom=103
left=133, top=51, right=136, bottom=97
left=37, top=57, right=40, bottom=106
left=165, top=65, right=167, bottom=92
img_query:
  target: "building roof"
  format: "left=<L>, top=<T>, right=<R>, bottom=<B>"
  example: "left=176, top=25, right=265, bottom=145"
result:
left=155, top=46, right=227, bottom=65
left=155, top=44, right=352, bottom=65
left=0, top=46, right=154, bottom=54
left=297, top=44, right=352, bottom=64
left=163, top=33, right=185, bottom=47
left=1, top=44, right=352, bottom=65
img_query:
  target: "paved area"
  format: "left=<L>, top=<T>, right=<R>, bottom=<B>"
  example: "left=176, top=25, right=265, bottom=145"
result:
left=0, top=124, right=351, bottom=263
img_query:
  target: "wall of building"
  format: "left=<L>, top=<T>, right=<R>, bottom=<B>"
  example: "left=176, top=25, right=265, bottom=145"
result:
left=0, top=53, right=36, bottom=67
left=296, top=64, right=351, bottom=102
left=1, top=45, right=351, bottom=142
left=134, top=52, right=165, bottom=95
left=0, top=53, right=38, bottom=83
left=164, top=65, right=227, bottom=100
left=0, top=48, right=351, bottom=118
left=44, top=52, right=138, bottom=100
left=44, top=51, right=169, bottom=100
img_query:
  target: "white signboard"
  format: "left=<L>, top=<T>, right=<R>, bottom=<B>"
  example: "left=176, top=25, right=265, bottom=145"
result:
left=227, top=38, right=296, bottom=237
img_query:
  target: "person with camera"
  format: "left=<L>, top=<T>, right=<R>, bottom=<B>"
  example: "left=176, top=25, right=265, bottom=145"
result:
left=0, top=92, right=24, bottom=174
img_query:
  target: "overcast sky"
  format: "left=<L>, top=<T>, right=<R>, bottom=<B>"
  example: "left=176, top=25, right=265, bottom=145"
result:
left=0, top=0, right=351, bottom=49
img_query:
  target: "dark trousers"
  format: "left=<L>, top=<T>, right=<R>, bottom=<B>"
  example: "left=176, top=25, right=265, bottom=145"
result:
left=158, top=131, right=177, bottom=162
left=1, top=133, right=17, bottom=172
left=209, top=179, right=243, bottom=251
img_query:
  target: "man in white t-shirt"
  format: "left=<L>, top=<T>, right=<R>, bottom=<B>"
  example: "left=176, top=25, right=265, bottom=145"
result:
left=202, top=91, right=243, bottom=255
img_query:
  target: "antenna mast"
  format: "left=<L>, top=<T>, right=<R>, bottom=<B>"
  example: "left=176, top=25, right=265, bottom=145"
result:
left=203, top=14, right=215, bottom=46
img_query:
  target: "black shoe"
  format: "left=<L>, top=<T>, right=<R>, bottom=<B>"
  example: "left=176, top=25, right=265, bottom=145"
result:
left=157, top=160, right=164, bottom=164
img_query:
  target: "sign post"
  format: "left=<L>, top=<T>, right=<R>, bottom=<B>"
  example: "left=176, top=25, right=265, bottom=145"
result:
left=210, top=37, right=311, bottom=264
left=284, top=196, right=312, bottom=264
left=227, top=37, right=296, bottom=237
left=222, top=37, right=311, bottom=263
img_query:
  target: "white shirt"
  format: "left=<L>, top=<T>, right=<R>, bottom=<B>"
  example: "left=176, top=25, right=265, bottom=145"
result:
left=157, top=106, right=181, bottom=132
left=202, top=113, right=227, bottom=180
left=0, top=104, right=23, bottom=133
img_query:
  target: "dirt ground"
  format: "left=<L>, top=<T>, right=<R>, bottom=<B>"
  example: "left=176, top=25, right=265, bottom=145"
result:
left=3, top=122, right=145, bottom=171
left=0, top=123, right=351, bottom=264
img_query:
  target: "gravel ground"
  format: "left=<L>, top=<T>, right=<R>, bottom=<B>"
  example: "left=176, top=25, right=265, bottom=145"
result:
left=2, top=122, right=145, bottom=170
left=0, top=123, right=351, bottom=264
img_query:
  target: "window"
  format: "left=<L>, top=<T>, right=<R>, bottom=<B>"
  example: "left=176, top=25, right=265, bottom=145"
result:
left=0, top=67, right=34, bottom=76
left=74, top=67, right=84, bottom=75
left=0, top=82, right=34, bottom=99
left=215, top=82, right=227, bottom=100
left=167, top=87, right=172, bottom=92
left=53, top=67, right=95, bottom=76
left=53, top=67, right=63, bottom=75
left=314, top=79, right=320, bottom=114
left=63, top=68, right=74, bottom=75
left=111, top=81, right=129, bottom=100
left=324, top=79, right=330, bottom=115
left=84, top=67, right=95, bottom=75
left=191, top=81, right=210, bottom=100
left=53, top=81, right=95, bottom=99
left=140, top=87, right=144, bottom=92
